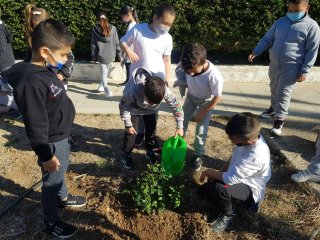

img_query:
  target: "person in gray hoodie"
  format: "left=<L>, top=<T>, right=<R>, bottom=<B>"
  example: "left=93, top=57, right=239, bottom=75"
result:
left=119, top=67, right=184, bottom=170
left=248, top=0, right=320, bottom=136
left=91, top=11, right=121, bottom=98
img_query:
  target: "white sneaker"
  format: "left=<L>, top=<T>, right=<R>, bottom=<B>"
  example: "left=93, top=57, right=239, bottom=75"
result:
left=271, top=119, right=284, bottom=136
left=291, top=169, right=320, bottom=183
left=98, top=85, right=104, bottom=92
left=105, top=91, right=113, bottom=99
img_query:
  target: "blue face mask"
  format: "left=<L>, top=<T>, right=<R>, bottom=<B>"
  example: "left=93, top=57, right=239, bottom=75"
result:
left=46, top=49, right=65, bottom=70
left=287, top=11, right=305, bottom=22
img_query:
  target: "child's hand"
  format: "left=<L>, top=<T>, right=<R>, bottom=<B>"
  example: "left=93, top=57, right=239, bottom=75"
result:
left=194, top=112, right=206, bottom=123
left=297, top=74, right=306, bottom=82
left=127, top=49, right=139, bottom=63
left=126, top=127, right=137, bottom=135
left=57, top=73, right=64, bottom=81
left=43, top=156, right=61, bottom=172
left=199, top=169, right=211, bottom=183
left=175, top=128, right=184, bottom=137
left=248, top=53, right=256, bottom=63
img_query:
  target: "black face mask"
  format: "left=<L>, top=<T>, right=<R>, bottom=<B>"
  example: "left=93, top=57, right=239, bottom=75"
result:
left=191, top=65, right=205, bottom=77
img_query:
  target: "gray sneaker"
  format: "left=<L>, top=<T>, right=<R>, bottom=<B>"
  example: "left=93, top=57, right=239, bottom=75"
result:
left=211, top=212, right=236, bottom=232
left=291, top=169, right=320, bottom=183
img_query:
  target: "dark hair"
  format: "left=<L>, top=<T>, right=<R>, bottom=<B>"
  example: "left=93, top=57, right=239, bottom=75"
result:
left=149, top=3, right=176, bottom=23
left=96, top=11, right=110, bottom=36
left=225, top=112, right=261, bottom=141
left=120, top=5, right=139, bottom=23
left=31, top=19, right=75, bottom=52
left=180, top=43, right=207, bottom=71
left=288, top=0, right=309, bottom=4
left=144, top=76, right=166, bottom=104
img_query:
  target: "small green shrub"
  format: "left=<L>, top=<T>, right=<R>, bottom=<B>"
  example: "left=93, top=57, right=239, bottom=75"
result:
left=123, top=164, right=184, bottom=214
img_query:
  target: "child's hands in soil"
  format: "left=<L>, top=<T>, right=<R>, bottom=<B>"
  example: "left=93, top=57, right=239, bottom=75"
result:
left=200, top=169, right=223, bottom=183
left=126, top=127, right=137, bottom=135
left=43, top=156, right=61, bottom=172
left=175, top=128, right=184, bottom=137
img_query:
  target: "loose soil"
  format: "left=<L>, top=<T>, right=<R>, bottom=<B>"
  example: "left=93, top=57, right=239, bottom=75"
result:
left=0, top=114, right=319, bottom=240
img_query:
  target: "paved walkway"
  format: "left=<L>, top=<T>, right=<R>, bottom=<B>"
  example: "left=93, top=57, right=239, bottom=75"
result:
left=67, top=80, right=320, bottom=119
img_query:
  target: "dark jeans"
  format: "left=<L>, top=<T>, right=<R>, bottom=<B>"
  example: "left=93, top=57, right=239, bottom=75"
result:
left=199, top=180, right=255, bottom=215
left=38, top=137, right=70, bottom=223
left=125, top=63, right=131, bottom=82
left=123, top=114, right=158, bottom=153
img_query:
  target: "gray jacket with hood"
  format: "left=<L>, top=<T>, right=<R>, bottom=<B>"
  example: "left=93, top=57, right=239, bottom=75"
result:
left=253, top=14, right=320, bottom=75
left=91, top=24, right=121, bottom=65
left=119, top=68, right=184, bottom=129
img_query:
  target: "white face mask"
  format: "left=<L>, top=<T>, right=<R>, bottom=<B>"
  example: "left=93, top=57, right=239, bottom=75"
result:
left=155, top=25, right=170, bottom=35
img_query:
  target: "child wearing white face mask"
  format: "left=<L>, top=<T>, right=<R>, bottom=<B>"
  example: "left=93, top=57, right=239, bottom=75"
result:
left=120, top=3, right=176, bottom=148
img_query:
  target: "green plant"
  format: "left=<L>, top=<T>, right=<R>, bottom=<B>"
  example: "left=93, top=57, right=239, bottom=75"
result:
left=123, top=164, right=184, bottom=214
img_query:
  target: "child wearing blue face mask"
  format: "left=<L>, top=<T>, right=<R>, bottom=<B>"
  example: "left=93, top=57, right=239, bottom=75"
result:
left=248, top=0, right=320, bottom=136
left=120, top=3, right=176, bottom=150
left=1, top=19, right=86, bottom=238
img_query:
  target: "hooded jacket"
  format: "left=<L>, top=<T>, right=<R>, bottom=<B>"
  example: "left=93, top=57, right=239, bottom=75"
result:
left=119, top=67, right=184, bottom=129
left=253, top=14, right=320, bottom=75
left=0, top=22, right=15, bottom=72
left=1, top=62, right=75, bottom=162
left=91, top=24, right=121, bottom=65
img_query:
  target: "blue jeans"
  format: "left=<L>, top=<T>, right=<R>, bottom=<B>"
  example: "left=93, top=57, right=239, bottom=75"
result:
left=183, top=93, right=214, bottom=156
left=38, top=137, right=70, bottom=223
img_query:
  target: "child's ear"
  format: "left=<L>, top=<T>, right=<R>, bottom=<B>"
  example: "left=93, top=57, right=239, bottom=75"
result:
left=39, top=47, right=50, bottom=60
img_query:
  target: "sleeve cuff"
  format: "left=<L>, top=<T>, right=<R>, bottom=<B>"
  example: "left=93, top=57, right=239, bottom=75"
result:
left=177, top=121, right=184, bottom=129
left=33, top=143, right=55, bottom=162
left=124, top=119, right=132, bottom=128
left=222, top=172, right=231, bottom=185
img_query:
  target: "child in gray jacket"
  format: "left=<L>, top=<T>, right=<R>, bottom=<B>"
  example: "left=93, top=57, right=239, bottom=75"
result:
left=248, top=0, right=320, bottom=136
left=119, top=67, right=184, bottom=170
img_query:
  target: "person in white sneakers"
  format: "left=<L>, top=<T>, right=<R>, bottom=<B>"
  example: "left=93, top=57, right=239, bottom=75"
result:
left=91, top=11, right=121, bottom=98
left=291, top=135, right=320, bottom=183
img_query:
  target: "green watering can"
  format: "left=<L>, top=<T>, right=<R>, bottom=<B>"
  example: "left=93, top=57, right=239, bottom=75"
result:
left=161, top=136, right=187, bottom=176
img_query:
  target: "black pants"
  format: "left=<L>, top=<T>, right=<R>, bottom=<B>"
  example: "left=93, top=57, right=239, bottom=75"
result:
left=125, top=63, right=131, bottom=82
left=123, top=114, right=158, bottom=153
left=38, top=137, right=70, bottom=223
left=199, top=180, right=255, bottom=215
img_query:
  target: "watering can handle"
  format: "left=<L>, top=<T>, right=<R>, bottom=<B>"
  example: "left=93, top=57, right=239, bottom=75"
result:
left=172, top=136, right=180, bottom=150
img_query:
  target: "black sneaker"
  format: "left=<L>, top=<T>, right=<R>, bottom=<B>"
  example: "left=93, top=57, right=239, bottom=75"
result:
left=44, top=218, right=77, bottom=239
left=122, top=153, right=134, bottom=170
left=260, top=106, right=275, bottom=119
left=249, top=202, right=259, bottom=213
left=211, top=212, right=236, bottom=232
left=58, top=194, right=87, bottom=208
left=134, top=133, right=145, bottom=147
left=146, top=149, right=158, bottom=165
left=191, top=156, right=203, bottom=171
left=9, top=110, right=22, bottom=120
left=271, top=119, right=284, bottom=136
